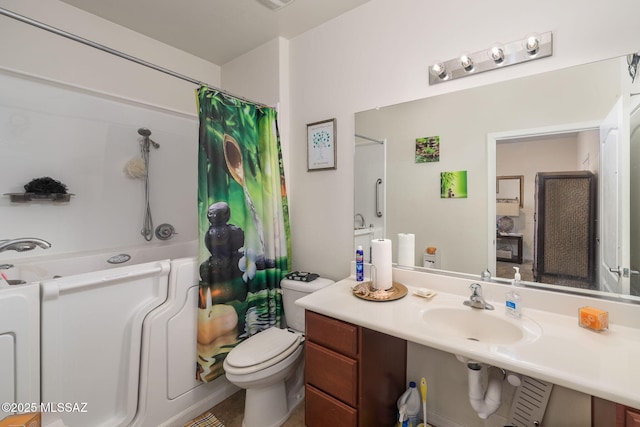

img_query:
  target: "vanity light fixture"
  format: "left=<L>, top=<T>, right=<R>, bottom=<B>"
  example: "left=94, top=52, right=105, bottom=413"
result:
left=256, top=0, right=295, bottom=10
left=428, top=31, right=553, bottom=85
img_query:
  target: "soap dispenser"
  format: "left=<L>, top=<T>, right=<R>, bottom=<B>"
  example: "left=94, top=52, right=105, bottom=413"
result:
left=512, top=266, right=521, bottom=286
left=505, top=266, right=522, bottom=318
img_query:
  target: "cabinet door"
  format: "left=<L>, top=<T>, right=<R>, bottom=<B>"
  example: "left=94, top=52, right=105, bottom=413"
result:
left=305, top=384, right=357, bottom=427
left=592, top=397, right=640, bottom=427
left=305, top=341, right=358, bottom=407
left=306, top=311, right=358, bottom=357
left=359, top=327, right=407, bottom=426
left=624, top=406, right=640, bottom=426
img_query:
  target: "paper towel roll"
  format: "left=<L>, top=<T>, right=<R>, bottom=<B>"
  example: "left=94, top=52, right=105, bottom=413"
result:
left=371, top=238, right=393, bottom=290
left=397, top=233, right=415, bottom=267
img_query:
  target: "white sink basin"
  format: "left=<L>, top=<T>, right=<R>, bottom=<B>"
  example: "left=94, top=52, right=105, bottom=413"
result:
left=422, top=307, right=542, bottom=345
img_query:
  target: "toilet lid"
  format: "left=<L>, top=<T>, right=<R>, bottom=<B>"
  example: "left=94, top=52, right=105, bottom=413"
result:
left=225, top=327, right=301, bottom=368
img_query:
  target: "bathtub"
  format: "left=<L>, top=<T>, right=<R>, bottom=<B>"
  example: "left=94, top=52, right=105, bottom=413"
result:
left=0, top=282, right=39, bottom=414
left=2, top=240, right=237, bottom=427
left=8, top=240, right=198, bottom=283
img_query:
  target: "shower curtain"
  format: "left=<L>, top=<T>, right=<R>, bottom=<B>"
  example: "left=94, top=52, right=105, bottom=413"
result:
left=195, top=87, right=291, bottom=383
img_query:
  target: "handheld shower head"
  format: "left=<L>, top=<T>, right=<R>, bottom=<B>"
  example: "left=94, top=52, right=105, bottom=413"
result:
left=137, top=128, right=160, bottom=149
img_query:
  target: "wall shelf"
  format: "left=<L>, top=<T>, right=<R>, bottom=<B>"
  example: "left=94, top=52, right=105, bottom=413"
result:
left=5, top=193, right=73, bottom=203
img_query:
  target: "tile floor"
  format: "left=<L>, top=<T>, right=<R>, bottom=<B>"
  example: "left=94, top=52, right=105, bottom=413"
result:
left=210, top=390, right=305, bottom=427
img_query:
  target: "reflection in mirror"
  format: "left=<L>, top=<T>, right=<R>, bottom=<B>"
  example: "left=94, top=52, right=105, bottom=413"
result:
left=355, top=53, right=640, bottom=300
left=354, top=134, right=385, bottom=262
left=496, top=175, right=523, bottom=208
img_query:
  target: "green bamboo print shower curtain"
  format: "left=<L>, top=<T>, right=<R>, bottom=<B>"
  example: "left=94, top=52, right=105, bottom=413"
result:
left=195, top=88, right=291, bottom=383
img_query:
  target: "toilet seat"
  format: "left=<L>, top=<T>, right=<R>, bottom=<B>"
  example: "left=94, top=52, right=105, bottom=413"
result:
left=224, top=327, right=303, bottom=375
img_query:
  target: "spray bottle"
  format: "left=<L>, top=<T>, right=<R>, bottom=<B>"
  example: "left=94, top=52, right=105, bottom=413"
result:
left=356, top=245, right=364, bottom=282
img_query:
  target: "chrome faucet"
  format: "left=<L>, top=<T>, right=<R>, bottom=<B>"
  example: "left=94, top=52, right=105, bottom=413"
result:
left=464, top=283, right=494, bottom=310
left=0, top=264, right=13, bottom=270
left=354, top=213, right=367, bottom=229
left=0, top=238, right=52, bottom=253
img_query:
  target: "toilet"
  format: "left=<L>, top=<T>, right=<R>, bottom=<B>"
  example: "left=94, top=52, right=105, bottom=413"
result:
left=223, top=276, right=334, bottom=427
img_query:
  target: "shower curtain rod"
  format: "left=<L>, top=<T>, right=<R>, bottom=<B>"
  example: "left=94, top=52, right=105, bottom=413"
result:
left=355, top=134, right=384, bottom=144
left=0, top=6, right=269, bottom=108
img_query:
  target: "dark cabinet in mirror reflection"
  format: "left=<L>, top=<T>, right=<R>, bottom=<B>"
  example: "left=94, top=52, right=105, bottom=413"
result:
left=533, top=171, right=596, bottom=288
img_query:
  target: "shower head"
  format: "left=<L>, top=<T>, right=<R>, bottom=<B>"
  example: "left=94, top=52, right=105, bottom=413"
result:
left=137, top=128, right=160, bottom=149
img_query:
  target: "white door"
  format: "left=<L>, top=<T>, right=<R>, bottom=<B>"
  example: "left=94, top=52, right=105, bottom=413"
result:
left=600, top=97, right=630, bottom=293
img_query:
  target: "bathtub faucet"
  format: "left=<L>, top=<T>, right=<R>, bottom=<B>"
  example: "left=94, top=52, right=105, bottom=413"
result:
left=0, top=238, right=52, bottom=253
left=354, top=213, right=366, bottom=229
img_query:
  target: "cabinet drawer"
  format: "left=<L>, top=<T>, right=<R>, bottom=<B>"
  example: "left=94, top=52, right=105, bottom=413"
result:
left=305, top=384, right=357, bottom=427
left=305, top=341, right=358, bottom=407
left=306, top=311, right=358, bottom=357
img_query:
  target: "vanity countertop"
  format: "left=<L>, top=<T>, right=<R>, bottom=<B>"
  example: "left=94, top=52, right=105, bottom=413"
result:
left=296, top=267, right=640, bottom=409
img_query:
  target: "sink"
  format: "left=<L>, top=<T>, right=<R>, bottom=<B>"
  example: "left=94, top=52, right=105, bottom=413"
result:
left=422, top=307, right=542, bottom=345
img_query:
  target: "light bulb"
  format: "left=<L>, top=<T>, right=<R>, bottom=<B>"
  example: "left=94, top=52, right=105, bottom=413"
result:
left=430, top=62, right=448, bottom=79
left=459, top=54, right=474, bottom=72
left=489, top=45, right=504, bottom=64
left=524, top=34, right=540, bottom=55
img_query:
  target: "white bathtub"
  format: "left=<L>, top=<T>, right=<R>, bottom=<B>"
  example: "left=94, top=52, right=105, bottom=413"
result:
left=0, top=282, right=39, bottom=416
left=2, top=240, right=237, bottom=427
left=7, top=240, right=198, bottom=283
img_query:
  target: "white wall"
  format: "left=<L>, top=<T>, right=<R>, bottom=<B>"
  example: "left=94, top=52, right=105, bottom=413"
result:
left=0, top=0, right=220, bottom=257
left=0, top=0, right=219, bottom=114
left=288, top=0, right=640, bottom=282
left=577, top=130, right=600, bottom=174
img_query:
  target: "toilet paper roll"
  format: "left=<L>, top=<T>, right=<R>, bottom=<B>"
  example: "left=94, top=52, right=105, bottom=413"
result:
left=371, top=238, right=393, bottom=290
left=397, top=233, right=415, bottom=267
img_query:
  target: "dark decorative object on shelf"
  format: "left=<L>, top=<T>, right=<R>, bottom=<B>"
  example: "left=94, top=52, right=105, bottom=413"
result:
left=5, top=176, right=73, bottom=203
left=24, top=177, right=68, bottom=194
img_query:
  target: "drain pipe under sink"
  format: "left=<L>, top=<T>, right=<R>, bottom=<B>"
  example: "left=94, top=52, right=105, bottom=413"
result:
left=467, top=361, right=505, bottom=419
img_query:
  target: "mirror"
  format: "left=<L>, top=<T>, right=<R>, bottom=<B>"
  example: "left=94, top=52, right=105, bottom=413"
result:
left=355, top=53, right=640, bottom=300
left=496, top=175, right=523, bottom=208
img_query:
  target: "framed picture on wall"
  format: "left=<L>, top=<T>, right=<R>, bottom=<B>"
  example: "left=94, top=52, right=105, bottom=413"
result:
left=307, top=118, right=337, bottom=171
left=415, top=135, right=440, bottom=163
left=440, top=170, right=468, bottom=198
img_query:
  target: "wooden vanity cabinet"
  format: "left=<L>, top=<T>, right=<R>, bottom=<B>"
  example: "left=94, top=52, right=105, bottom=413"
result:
left=620, top=406, right=640, bottom=427
left=592, top=397, right=640, bottom=426
left=304, top=311, right=407, bottom=427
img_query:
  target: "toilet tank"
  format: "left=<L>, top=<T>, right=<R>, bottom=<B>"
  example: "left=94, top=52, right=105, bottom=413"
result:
left=281, top=277, right=334, bottom=332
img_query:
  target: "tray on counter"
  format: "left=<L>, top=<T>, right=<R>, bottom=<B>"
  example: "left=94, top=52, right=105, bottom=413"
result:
left=351, top=281, right=407, bottom=302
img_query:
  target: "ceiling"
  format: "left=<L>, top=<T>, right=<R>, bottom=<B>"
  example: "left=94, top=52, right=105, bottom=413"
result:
left=60, top=0, right=370, bottom=65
